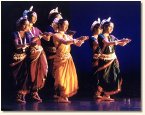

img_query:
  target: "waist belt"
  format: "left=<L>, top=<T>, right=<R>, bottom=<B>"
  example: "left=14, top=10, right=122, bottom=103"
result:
left=93, top=52, right=116, bottom=60
left=56, top=53, right=71, bottom=60
left=16, top=48, right=28, bottom=53
left=13, top=53, right=26, bottom=61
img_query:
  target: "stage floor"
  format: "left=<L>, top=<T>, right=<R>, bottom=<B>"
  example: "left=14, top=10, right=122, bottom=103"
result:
left=2, top=98, right=141, bottom=111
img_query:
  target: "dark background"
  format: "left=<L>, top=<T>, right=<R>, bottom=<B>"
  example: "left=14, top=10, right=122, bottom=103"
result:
left=1, top=1, right=141, bottom=103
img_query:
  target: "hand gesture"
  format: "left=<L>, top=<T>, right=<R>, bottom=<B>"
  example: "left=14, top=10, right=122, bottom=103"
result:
left=42, top=32, right=53, bottom=41
left=75, top=40, right=84, bottom=47
left=77, top=36, right=89, bottom=41
left=121, top=38, right=131, bottom=43
left=118, top=38, right=131, bottom=46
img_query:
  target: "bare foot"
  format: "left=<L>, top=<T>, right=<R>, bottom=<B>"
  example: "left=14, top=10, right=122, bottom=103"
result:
left=57, top=97, right=71, bottom=103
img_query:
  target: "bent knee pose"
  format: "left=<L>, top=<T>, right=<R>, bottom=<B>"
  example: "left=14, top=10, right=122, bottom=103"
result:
left=94, top=17, right=131, bottom=101
left=53, top=19, right=88, bottom=103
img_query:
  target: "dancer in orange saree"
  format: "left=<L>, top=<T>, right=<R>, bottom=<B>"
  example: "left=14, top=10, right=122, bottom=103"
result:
left=53, top=19, right=88, bottom=103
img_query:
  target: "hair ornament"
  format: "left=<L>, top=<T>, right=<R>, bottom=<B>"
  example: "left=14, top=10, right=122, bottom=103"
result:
left=23, top=6, right=34, bottom=18
left=49, top=7, right=60, bottom=15
left=29, top=6, right=33, bottom=12
left=101, top=17, right=111, bottom=25
left=91, top=18, right=101, bottom=30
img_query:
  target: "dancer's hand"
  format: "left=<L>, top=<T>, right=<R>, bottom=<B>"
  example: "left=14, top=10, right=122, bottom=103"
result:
left=121, top=38, right=131, bottom=44
left=117, top=38, right=131, bottom=46
left=75, top=40, right=84, bottom=47
left=41, top=32, right=53, bottom=41
left=77, top=36, right=89, bottom=41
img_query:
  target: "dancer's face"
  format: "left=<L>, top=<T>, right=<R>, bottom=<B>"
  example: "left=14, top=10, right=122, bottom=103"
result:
left=31, top=15, right=37, bottom=24
left=97, top=26, right=103, bottom=34
left=29, top=13, right=37, bottom=24
left=107, top=22, right=114, bottom=34
left=20, top=20, right=30, bottom=32
left=60, top=20, right=69, bottom=32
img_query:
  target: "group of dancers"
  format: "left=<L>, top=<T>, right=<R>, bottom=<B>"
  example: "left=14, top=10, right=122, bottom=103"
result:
left=9, top=6, right=131, bottom=103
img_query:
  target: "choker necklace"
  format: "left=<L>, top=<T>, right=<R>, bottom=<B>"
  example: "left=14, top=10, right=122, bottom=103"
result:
left=17, top=31, right=26, bottom=45
left=29, top=27, right=35, bottom=37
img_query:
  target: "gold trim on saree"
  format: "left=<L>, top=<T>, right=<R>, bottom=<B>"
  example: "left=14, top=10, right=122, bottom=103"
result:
left=56, top=52, right=71, bottom=60
left=93, top=52, right=116, bottom=60
left=30, top=45, right=43, bottom=62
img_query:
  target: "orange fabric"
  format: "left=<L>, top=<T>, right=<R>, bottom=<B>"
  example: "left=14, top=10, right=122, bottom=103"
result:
left=53, top=38, right=78, bottom=97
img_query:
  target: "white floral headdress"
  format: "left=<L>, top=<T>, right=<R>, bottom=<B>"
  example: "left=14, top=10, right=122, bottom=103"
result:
left=49, top=7, right=58, bottom=14
left=101, top=17, right=111, bottom=25
left=23, top=6, right=34, bottom=18
left=16, top=6, right=35, bottom=26
left=49, top=7, right=61, bottom=16
left=91, top=18, right=101, bottom=30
